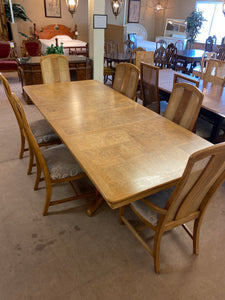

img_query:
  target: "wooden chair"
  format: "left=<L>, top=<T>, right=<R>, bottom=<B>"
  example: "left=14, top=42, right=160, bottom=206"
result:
left=203, top=59, right=225, bottom=85
left=0, top=41, right=18, bottom=75
left=140, top=62, right=160, bottom=114
left=124, top=39, right=135, bottom=55
left=11, top=92, right=95, bottom=215
left=135, top=51, right=154, bottom=70
left=173, top=73, right=200, bottom=88
left=104, top=40, right=119, bottom=85
left=216, top=46, right=225, bottom=61
left=192, top=52, right=217, bottom=79
left=21, top=39, right=42, bottom=57
left=119, top=142, right=225, bottom=273
left=0, top=73, right=60, bottom=174
left=154, top=46, right=166, bottom=69
left=129, top=47, right=145, bottom=64
left=40, top=54, right=70, bottom=84
left=205, top=36, right=216, bottom=52
left=112, top=63, right=140, bottom=100
left=164, top=82, right=204, bottom=132
left=164, top=43, right=177, bottom=70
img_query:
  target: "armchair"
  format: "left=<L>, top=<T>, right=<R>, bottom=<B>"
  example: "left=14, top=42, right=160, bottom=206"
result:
left=0, top=41, right=18, bottom=74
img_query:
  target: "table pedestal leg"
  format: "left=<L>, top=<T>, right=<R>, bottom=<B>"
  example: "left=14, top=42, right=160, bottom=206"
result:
left=86, top=194, right=104, bottom=217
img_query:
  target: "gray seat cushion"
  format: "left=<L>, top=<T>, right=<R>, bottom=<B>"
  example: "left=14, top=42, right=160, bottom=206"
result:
left=42, top=144, right=83, bottom=180
left=131, top=186, right=175, bottom=226
left=30, top=119, right=60, bottom=144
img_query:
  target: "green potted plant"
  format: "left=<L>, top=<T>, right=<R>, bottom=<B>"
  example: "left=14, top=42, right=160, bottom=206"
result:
left=45, top=43, right=64, bottom=55
left=185, top=9, right=206, bottom=44
left=3, top=1, right=32, bottom=39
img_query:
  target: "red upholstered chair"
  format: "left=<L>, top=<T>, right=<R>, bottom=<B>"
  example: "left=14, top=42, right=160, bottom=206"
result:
left=22, top=39, right=42, bottom=57
left=0, top=41, right=18, bottom=73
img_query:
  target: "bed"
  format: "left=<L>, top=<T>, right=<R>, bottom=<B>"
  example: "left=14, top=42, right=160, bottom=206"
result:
left=124, top=23, right=156, bottom=52
left=34, top=24, right=88, bottom=56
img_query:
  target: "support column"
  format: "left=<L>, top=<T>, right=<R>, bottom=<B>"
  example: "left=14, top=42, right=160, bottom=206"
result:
left=88, top=0, right=105, bottom=82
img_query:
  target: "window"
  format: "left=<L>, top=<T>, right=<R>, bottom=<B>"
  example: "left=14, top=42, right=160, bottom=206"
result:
left=195, top=1, right=225, bottom=44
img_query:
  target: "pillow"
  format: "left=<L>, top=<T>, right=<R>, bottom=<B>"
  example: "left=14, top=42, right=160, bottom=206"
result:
left=54, top=35, right=73, bottom=41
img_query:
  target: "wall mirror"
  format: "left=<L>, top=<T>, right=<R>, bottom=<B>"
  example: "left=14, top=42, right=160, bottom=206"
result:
left=164, top=19, right=186, bottom=38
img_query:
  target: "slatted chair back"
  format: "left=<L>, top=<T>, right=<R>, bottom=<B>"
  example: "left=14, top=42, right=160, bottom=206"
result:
left=192, top=52, right=217, bottom=79
left=120, top=142, right=225, bottom=273
left=140, top=62, right=160, bottom=114
left=124, top=39, right=135, bottom=55
left=164, top=43, right=177, bottom=70
left=217, top=46, right=225, bottom=61
left=203, top=59, right=225, bottom=85
left=156, top=39, right=167, bottom=49
left=135, top=51, right=154, bottom=70
left=105, top=40, right=119, bottom=57
left=40, top=54, right=70, bottom=84
left=113, top=63, right=140, bottom=100
left=205, top=36, right=214, bottom=52
left=164, top=82, right=204, bottom=132
left=173, top=73, right=200, bottom=87
left=154, top=46, right=166, bottom=69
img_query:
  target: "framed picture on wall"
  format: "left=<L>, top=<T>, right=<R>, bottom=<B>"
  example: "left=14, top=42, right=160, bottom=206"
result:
left=44, top=0, right=61, bottom=18
left=128, top=0, right=141, bottom=23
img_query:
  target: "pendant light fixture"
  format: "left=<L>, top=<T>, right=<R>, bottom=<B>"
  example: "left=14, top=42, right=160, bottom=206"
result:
left=66, top=0, right=79, bottom=17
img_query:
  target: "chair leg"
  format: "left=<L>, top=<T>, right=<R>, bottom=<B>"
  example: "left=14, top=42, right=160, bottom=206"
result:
left=153, top=231, right=163, bottom=274
left=27, top=148, right=34, bottom=175
left=19, top=132, right=26, bottom=159
left=34, top=160, right=41, bottom=190
left=193, top=218, right=202, bottom=254
left=42, top=183, right=52, bottom=216
left=119, top=207, right=125, bottom=224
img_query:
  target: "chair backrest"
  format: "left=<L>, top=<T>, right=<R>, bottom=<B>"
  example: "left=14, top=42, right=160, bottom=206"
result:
left=205, top=36, right=214, bottom=52
left=200, top=51, right=217, bottom=71
left=164, top=43, right=177, bottom=69
left=112, top=63, right=140, bottom=100
left=164, top=142, right=225, bottom=224
left=164, top=82, right=204, bottom=131
left=10, top=92, right=48, bottom=176
left=22, top=39, right=42, bottom=57
left=217, top=46, right=225, bottom=61
left=0, top=41, right=11, bottom=58
left=175, top=40, right=184, bottom=50
left=173, top=73, right=200, bottom=88
left=140, top=62, right=160, bottom=113
left=203, top=58, right=225, bottom=85
left=135, top=51, right=154, bottom=70
left=105, top=40, right=119, bottom=57
left=154, top=45, right=166, bottom=69
left=40, top=54, right=70, bottom=84
left=156, top=39, right=167, bottom=49
left=129, top=47, right=145, bottom=63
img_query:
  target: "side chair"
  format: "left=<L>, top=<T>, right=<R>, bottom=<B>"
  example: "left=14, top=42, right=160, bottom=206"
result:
left=0, top=73, right=61, bottom=174
left=112, top=63, right=140, bottom=100
left=173, top=73, right=200, bottom=88
left=119, top=142, right=225, bottom=273
left=135, top=51, right=154, bottom=70
left=11, top=92, right=95, bottom=215
left=40, top=54, right=70, bottom=84
left=203, top=59, right=225, bottom=86
left=164, top=82, right=204, bottom=132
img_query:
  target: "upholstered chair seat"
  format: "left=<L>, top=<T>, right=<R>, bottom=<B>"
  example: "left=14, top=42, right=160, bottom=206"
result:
left=0, top=60, right=18, bottom=71
left=30, top=119, right=59, bottom=144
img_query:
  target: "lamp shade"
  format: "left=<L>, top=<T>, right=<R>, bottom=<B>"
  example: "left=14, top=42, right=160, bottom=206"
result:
left=111, top=0, right=123, bottom=17
left=66, top=0, right=78, bottom=17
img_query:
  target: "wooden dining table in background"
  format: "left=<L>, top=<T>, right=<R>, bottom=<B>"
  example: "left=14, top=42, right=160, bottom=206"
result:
left=177, top=49, right=205, bottom=74
left=24, top=80, right=211, bottom=215
left=158, top=69, right=225, bottom=143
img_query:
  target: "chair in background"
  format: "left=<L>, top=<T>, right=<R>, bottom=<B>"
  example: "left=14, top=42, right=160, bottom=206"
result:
left=11, top=92, right=95, bottom=215
left=173, top=73, right=200, bottom=87
left=124, top=39, right=135, bottom=55
left=164, top=82, right=204, bottom=132
left=112, top=63, right=140, bottom=100
left=216, top=46, right=225, bottom=61
left=104, top=40, right=119, bottom=85
left=192, top=52, right=217, bottom=79
left=0, top=73, right=60, bottom=174
left=105, top=40, right=119, bottom=60
left=175, top=40, right=184, bottom=50
left=129, top=47, right=145, bottom=64
left=135, top=51, right=154, bottom=69
left=0, top=41, right=18, bottom=75
left=154, top=46, right=166, bottom=69
left=163, top=43, right=177, bottom=70
left=119, top=142, right=225, bottom=273
left=156, top=39, right=167, bottom=49
left=40, top=54, right=70, bottom=84
left=205, top=36, right=214, bottom=52
left=140, top=62, right=160, bottom=114
left=21, top=39, right=42, bottom=57
left=203, top=59, right=225, bottom=85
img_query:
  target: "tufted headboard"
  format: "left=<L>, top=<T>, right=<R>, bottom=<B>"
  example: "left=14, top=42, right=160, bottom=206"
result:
left=124, top=23, right=147, bottom=40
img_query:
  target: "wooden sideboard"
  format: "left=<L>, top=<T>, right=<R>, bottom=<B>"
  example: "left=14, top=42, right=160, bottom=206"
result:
left=17, top=55, right=93, bottom=104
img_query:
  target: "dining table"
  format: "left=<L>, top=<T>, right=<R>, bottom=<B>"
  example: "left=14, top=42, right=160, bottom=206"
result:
left=177, top=49, right=205, bottom=74
left=23, top=80, right=211, bottom=215
left=158, top=69, right=225, bottom=143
